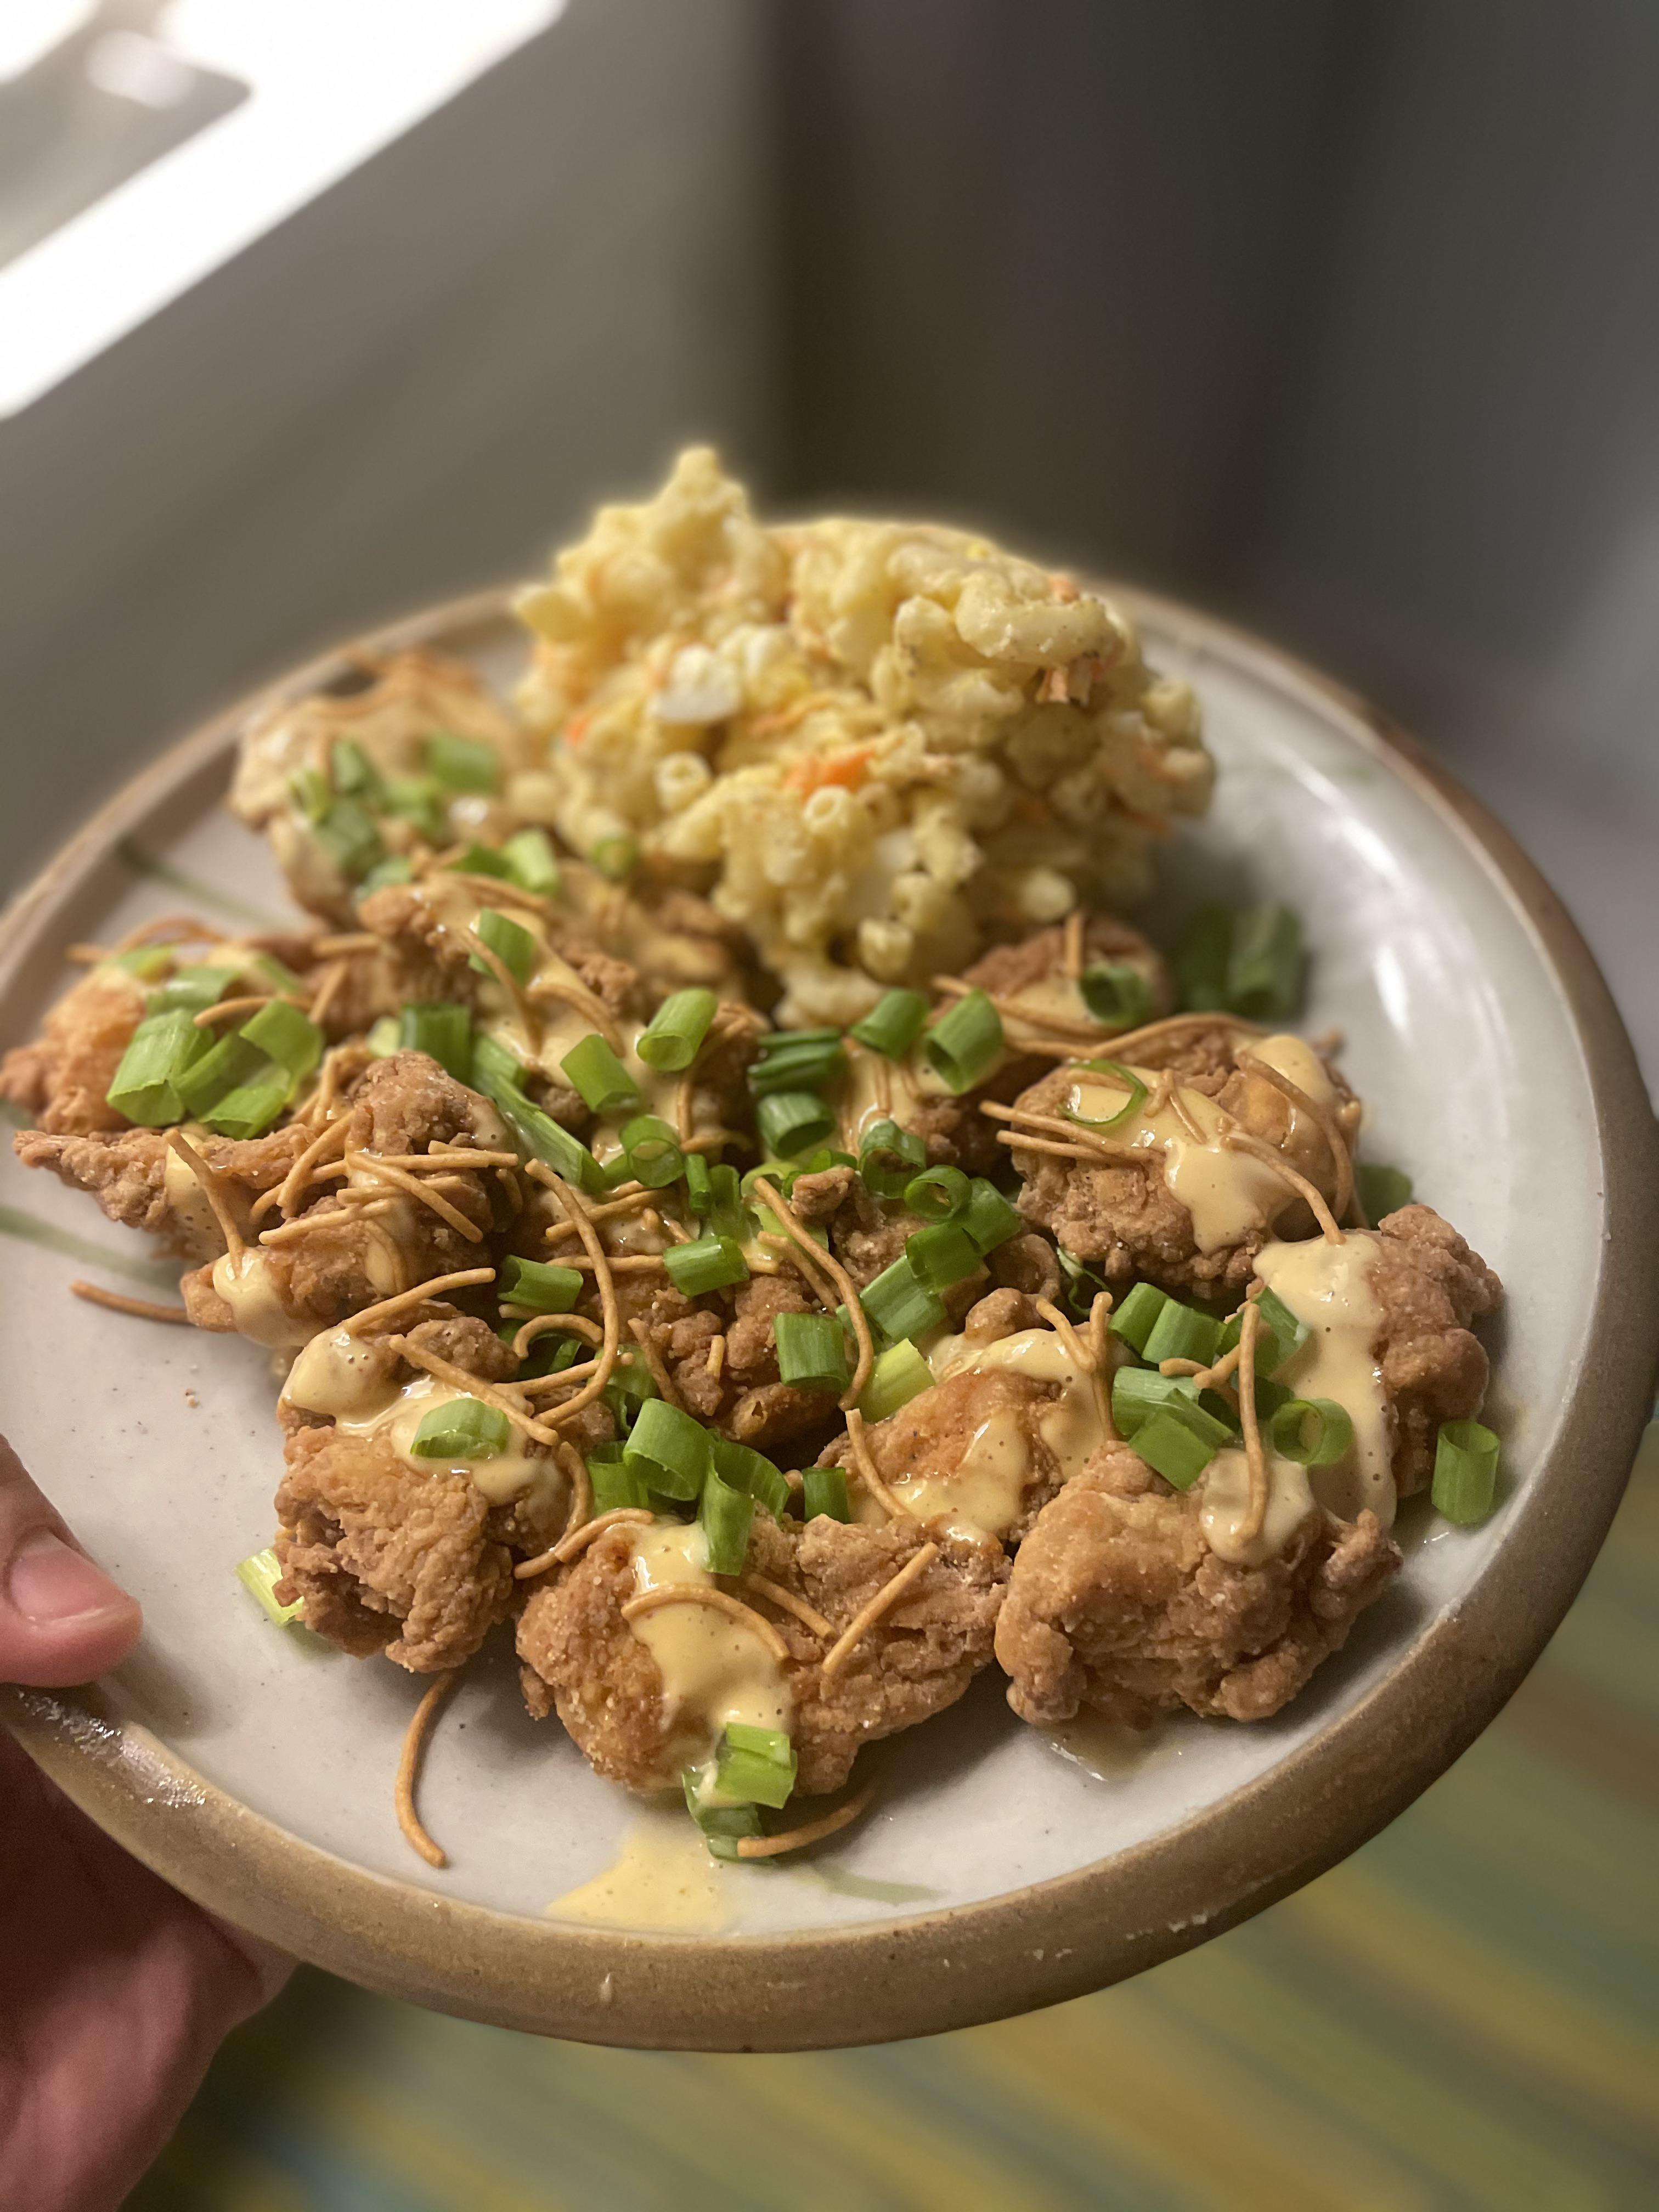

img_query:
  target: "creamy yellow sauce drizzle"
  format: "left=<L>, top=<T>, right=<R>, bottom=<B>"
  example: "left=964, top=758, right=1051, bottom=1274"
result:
left=1257, top=1230, right=1393, bottom=1528
left=1068, top=1033, right=1334, bottom=1254
left=835, top=1044, right=951, bottom=1152
left=282, top=1333, right=562, bottom=1511
left=627, top=1522, right=790, bottom=1787
left=545, top=1807, right=731, bottom=1933
left=210, top=1250, right=314, bottom=1350
left=1200, top=1447, right=1316, bottom=1567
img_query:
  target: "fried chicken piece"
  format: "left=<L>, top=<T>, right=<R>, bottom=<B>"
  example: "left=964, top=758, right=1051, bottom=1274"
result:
left=995, top=1440, right=1400, bottom=1727
left=1, top=963, right=150, bottom=1136
left=1009, top=1032, right=1355, bottom=1297
left=831, top=1362, right=1075, bottom=1545
left=1370, top=1204, right=1503, bottom=1496
left=788, top=1163, right=987, bottom=1318
left=516, top=1509, right=1006, bottom=1796
left=963, top=912, right=1170, bottom=1020
left=13, top=1121, right=306, bottom=1257
left=614, top=1268, right=834, bottom=1454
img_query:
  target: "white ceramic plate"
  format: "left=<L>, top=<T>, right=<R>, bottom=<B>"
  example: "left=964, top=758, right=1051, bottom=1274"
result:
left=3, top=590, right=1654, bottom=2049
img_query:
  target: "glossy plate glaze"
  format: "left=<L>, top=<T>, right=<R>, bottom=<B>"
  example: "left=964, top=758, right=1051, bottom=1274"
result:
left=2, top=590, right=1655, bottom=2050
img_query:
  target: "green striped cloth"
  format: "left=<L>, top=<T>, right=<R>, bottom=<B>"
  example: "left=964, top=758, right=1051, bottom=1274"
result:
left=134, top=1429, right=1659, bottom=2211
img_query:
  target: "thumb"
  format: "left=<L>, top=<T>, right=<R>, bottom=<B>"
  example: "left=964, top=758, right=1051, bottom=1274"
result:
left=0, top=1434, right=143, bottom=1686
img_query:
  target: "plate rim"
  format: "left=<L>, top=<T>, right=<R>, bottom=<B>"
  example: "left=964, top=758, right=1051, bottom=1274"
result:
left=3, top=584, right=1656, bottom=2052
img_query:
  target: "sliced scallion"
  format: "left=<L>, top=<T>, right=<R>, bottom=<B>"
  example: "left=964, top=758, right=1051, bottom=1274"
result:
left=589, top=1454, right=650, bottom=1514
left=903, top=1165, right=969, bottom=1223
left=711, top=1439, right=792, bottom=1520
left=238, top=1000, right=323, bottom=1081
left=1057, top=1245, right=1110, bottom=1319
left=287, top=765, right=330, bottom=823
left=313, top=798, right=385, bottom=882
left=1357, top=1163, right=1413, bottom=1222
left=174, top=1030, right=268, bottom=1118
left=359, top=855, right=415, bottom=895
left=859, top=1255, right=946, bottom=1345
left=1111, top=1367, right=1232, bottom=1449
left=408, top=1398, right=511, bottom=1460
left=1432, top=1419, right=1499, bottom=1525
left=683, top=1150, right=712, bottom=1215
left=235, top=1547, right=301, bottom=1627
left=663, top=1234, right=748, bottom=1296
left=1217, top=1288, right=1308, bottom=1379
left=1133, top=1411, right=1218, bottom=1489
left=202, top=1073, right=293, bottom=1141
left=699, top=1462, right=755, bottom=1575
left=1064, top=1058, right=1148, bottom=1131
left=905, top=1221, right=982, bottom=1293
left=857, top=1339, right=933, bottom=1424
left=636, top=988, right=717, bottom=1073
left=705, top=1162, right=747, bottom=1242
left=624, top=1398, right=712, bottom=1500
left=108, top=946, right=174, bottom=981
left=591, top=835, right=638, bottom=881
left=850, top=988, right=930, bottom=1059
left=603, top=1357, right=658, bottom=1437
left=385, top=774, right=448, bottom=843
left=427, top=731, right=500, bottom=794
left=684, top=1782, right=763, bottom=1860
left=1268, top=1397, right=1354, bottom=1467
left=493, top=1091, right=606, bottom=1194
left=1079, top=963, right=1153, bottom=1032
left=398, top=1002, right=472, bottom=1082
left=960, top=1178, right=1023, bottom=1254
left=1226, top=904, right=1304, bottom=1022
left=150, top=964, right=238, bottom=1015
left=330, top=737, right=385, bottom=803
left=773, top=1311, right=850, bottom=1394
left=105, top=1009, right=210, bottom=1126
left=498, top=1255, right=583, bottom=1314
left=470, top=906, right=538, bottom=986
left=1140, top=1299, right=1223, bottom=1370
left=365, top=1014, right=401, bottom=1058
left=859, top=1118, right=927, bottom=1200
left=620, top=1113, right=684, bottom=1189
left=503, top=827, right=561, bottom=895
left=447, top=842, right=514, bottom=881
left=469, top=1030, right=527, bottom=1101
left=922, top=990, right=1003, bottom=1094
left=561, top=1033, right=642, bottom=1118
left=748, top=1029, right=847, bottom=1097
left=1109, top=1281, right=1169, bottom=1355
left=757, top=1089, right=836, bottom=1158
left=715, top=1723, right=797, bottom=1808
left=801, top=1465, right=851, bottom=1522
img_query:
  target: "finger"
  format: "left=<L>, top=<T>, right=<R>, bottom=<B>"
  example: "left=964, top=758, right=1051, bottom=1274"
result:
left=0, top=1434, right=142, bottom=1685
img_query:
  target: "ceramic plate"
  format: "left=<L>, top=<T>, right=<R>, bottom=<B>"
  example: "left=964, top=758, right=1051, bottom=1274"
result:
left=3, top=589, right=1655, bottom=2051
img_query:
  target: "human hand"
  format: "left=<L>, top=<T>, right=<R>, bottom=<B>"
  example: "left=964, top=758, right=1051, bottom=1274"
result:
left=0, top=1436, right=291, bottom=2212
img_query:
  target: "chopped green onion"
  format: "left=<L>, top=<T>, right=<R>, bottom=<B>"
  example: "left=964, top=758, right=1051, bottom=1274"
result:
left=1357, top=1163, right=1413, bottom=1222
left=330, top=737, right=385, bottom=803
left=498, top=1256, right=583, bottom=1314
left=1111, top=1367, right=1233, bottom=1450
left=561, top=1033, right=642, bottom=1117
left=516, top=1331, right=580, bottom=1379
left=408, top=1398, right=511, bottom=1460
left=636, top=988, right=718, bottom=1073
left=174, top=1030, right=267, bottom=1118
left=757, top=1090, right=836, bottom=1159
left=905, top=1221, right=982, bottom=1292
left=1227, top=905, right=1304, bottom=1022
left=773, top=1311, right=850, bottom=1394
left=851, top=988, right=930, bottom=1058
left=1268, top=1397, right=1355, bottom=1466
left=683, top=1151, right=712, bottom=1215
left=589, top=1455, right=651, bottom=1514
left=748, top=1031, right=847, bottom=1097
left=592, top=835, right=638, bottom=881
left=603, top=1356, right=659, bottom=1438
left=704, top=1163, right=747, bottom=1242
left=503, top=827, right=561, bottom=895
left=470, top=906, right=538, bottom=986
left=1133, top=1410, right=1219, bottom=1489
left=238, top=1000, right=323, bottom=1081
left=1064, top=1058, right=1148, bottom=1131
left=492, top=1091, right=605, bottom=1194
left=960, top=1178, right=1023, bottom=1254
left=314, top=798, right=385, bottom=882
left=287, top=765, right=331, bottom=822
left=150, top=964, right=238, bottom=1015
left=235, top=1547, right=301, bottom=1627
left=620, top=1113, right=684, bottom=1189
left=903, top=1165, right=969, bottom=1223
left=922, top=990, right=1003, bottom=1094
left=715, top=1723, right=797, bottom=1808
left=398, top=1002, right=472, bottom=1082
left=859, top=1255, right=947, bottom=1345
left=802, top=1465, right=851, bottom=1522
left=1109, top=1282, right=1169, bottom=1355
left=1140, top=1299, right=1223, bottom=1370
left=711, top=1439, right=792, bottom=1520
left=683, top=1778, right=763, bottom=1860
left=857, top=1340, right=934, bottom=1424
left=447, top=841, right=515, bottom=880
left=1173, top=904, right=1232, bottom=1012
left=1217, top=1289, right=1309, bottom=1379
left=108, top=946, right=174, bottom=981
left=699, top=1462, right=756, bottom=1575
left=359, top=855, right=415, bottom=895
left=1432, top=1419, right=1500, bottom=1525
left=385, top=774, right=449, bottom=842
left=365, top=1015, right=400, bottom=1057
left=663, top=1234, right=748, bottom=1296
left=105, top=1009, right=210, bottom=1125
left=427, top=731, right=500, bottom=794
left=624, top=1398, right=712, bottom=1500
left=469, top=1030, right=527, bottom=1101
left=1079, top=963, right=1153, bottom=1032
left=1057, top=1246, right=1110, bottom=1319
left=859, top=1118, right=928, bottom=1199
left=202, top=1073, right=294, bottom=1141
